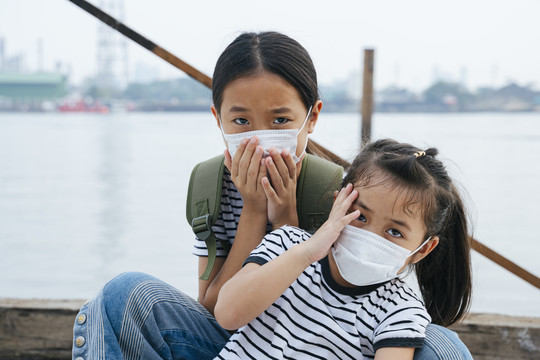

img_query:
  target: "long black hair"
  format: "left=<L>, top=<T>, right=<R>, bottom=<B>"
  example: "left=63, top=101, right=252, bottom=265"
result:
left=212, top=31, right=349, bottom=167
left=343, top=139, right=472, bottom=327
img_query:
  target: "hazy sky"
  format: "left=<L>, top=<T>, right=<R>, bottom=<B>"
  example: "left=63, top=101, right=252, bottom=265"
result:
left=1, top=0, right=539, bottom=91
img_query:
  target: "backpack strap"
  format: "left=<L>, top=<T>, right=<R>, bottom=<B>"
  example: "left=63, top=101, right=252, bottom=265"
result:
left=186, top=154, right=231, bottom=280
left=296, top=153, right=344, bottom=233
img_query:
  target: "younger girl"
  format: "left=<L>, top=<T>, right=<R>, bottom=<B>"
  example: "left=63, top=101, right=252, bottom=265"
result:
left=214, top=139, right=473, bottom=359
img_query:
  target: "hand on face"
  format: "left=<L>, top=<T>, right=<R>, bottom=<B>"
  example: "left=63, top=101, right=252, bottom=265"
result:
left=225, top=140, right=300, bottom=227
left=224, top=136, right=267, bottom=214
left=302, top=184, right=360, bottom=264
left=261, top=147, right=298, bottom=229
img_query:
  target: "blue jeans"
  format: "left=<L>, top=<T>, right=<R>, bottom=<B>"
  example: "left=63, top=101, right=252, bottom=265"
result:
left=72, top=272, right=473, bottom=360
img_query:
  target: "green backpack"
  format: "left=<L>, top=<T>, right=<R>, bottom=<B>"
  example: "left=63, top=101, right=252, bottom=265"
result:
left=186, top=153, right=343, bottom=280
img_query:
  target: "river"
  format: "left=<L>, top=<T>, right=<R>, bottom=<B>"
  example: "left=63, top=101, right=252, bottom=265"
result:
left=0, top=111, right=539, bottom=317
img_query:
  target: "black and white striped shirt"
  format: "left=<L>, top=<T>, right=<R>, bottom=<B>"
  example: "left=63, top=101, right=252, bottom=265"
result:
left=215, top=226, right=430, bottom=360
left=192, top=169, right=272, bottom=257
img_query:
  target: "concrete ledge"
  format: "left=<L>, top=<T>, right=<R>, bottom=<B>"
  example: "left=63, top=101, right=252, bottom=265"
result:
left=0, top=299, right=85, bottom=360
left=450, top=313, right=540, bottom=360
left=1, top=298, right=540, bottom=359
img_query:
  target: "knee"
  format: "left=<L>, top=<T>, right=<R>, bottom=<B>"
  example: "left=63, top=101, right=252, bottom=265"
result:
left=75, top=272, right=161, bottom=333
left=102, top=272, right=157, bottom=296
left=73, top=273, right=155, bottom=358
left=99, top=272, right=158, bottom=309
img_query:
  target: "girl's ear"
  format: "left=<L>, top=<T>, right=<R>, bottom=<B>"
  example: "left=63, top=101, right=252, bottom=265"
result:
left=307, top=100, right=323, bottom=134
left=411, top=236, right=439, bottom=264
left=211, top=105, right=220, bottom=129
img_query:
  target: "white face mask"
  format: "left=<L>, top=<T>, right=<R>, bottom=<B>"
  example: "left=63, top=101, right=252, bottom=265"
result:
left=331, top=225, right=431, bottom=286
left=219, top=106, right=312, bottom=164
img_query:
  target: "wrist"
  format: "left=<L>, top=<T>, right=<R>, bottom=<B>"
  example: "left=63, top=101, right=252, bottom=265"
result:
left=293, top=241, right=318, bottom=269
left=242, top=201, right=267, bottom=215
left=271, top=209, right=299, bottom=230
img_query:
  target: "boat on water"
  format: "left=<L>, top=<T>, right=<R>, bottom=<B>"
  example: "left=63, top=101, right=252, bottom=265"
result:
left=57, top=99, right=109, bottom=113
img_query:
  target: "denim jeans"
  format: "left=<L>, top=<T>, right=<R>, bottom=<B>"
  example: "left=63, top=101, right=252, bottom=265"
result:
left=72, top=272, right=472, bottom=360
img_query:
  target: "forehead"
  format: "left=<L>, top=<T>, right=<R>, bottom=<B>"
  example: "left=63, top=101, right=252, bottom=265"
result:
left=355, top=171, right=425, bottom=220
left=220, top=72, right=304, bottom=112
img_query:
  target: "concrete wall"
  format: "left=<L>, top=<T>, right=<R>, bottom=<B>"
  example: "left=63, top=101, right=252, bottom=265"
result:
left=1, top=298, right=539, bottom=359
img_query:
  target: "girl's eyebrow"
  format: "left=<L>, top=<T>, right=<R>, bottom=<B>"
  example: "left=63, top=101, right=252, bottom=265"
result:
left=228, top=105, right=250, bottom=113
left=271, top=107, right=293, bottom=114
left=227, top=106, right=294, bottom=114
left=354, top=200, right=370, bottom=211
left=390, top=218, right=411, bottom=231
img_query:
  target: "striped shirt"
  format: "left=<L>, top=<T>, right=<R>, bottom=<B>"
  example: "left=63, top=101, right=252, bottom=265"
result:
left=215, top=225, right=430, bottom=360
left=192, top=169, right=272, bottom=257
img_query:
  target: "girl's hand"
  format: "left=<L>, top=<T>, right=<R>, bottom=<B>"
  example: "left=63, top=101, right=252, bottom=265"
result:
left=261, top=148, right=298, bottom=229
left=302, top=184, right=360, bottom=264
left=224, top=136, right=267, bottom=214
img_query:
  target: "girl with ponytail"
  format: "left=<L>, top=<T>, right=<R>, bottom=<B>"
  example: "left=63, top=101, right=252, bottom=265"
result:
left=214, top=138, right=472, bottom=359
left=343, top=139, right=472, bottom=328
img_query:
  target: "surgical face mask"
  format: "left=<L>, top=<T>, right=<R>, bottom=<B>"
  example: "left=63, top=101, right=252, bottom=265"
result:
left=219, top=106, right=312, bottom=164
left=331, top=225, right=431, bottom=286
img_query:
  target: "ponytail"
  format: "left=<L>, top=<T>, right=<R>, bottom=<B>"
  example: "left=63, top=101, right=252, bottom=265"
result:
left=415, top=184, right=472, bottom=326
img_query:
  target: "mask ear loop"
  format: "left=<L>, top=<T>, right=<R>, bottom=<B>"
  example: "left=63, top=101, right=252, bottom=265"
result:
left=397, top=236, right=433, bottom=279
left=292, top=106, right=313, bottom=163
left=218, top=114, right=235, bottom=159
left=218, top=114, right=227, bottom=137
left=296, top=106, right=313, bottom=135
left=409, top=236, right=432, bottom=257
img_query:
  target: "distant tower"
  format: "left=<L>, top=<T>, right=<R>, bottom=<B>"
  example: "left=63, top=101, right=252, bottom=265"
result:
left=96, top=0, right=128, bottom=94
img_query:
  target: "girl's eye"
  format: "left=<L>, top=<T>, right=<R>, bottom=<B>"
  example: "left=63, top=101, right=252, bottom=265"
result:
left=273, top=117, right=290, bottom=125
left=357, top=213, right=367, bottom=223
left=386, top=228, right=403, bottom=238
left=233, top=118, right=249, bottom=125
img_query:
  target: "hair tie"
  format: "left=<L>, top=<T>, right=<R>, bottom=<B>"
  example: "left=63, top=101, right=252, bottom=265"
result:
left=413, top=151, right=426, bottom=158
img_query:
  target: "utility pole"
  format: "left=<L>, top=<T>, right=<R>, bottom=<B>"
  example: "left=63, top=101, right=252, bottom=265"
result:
left=361, top=49, right=374, bottom=146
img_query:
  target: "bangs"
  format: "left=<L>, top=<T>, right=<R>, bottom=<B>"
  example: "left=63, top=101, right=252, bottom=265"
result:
left=351, top=165, right=438, bottom=235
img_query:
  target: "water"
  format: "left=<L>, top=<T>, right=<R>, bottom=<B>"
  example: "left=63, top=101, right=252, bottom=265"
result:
left=0, top=111, right=539, bottom=317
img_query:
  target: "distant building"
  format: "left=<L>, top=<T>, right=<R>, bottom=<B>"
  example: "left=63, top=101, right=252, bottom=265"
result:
left=472, top=83, right=537, bottom=112
left=0, top=72, right=67, bottom=110
left=0, top=72, right=67, bottom=99
left=376, top=86, right=421, bottom=112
